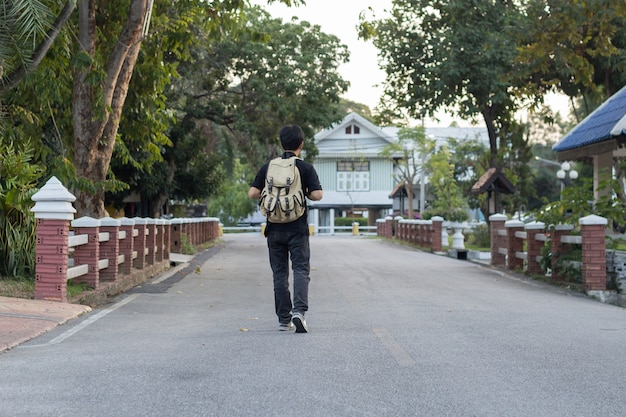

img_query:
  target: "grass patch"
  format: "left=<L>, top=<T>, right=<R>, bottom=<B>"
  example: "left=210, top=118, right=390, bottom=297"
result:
left=463, top=242, right=490, bottom=252
left=447, top=235, right=489, bottom=252
left=0, top=277, right=93, bottom=299
left=0, top=278, right=35, bottom=299
left=67, top=280, right=94, bottom=298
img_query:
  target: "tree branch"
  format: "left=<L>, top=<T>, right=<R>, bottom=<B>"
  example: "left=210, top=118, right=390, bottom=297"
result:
left=1, top=0, right=77, bottom=94
left=103, top=0, right=147, bottom=107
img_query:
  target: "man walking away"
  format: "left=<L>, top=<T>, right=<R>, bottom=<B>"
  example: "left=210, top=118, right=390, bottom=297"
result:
left=248, top=125, right=323, bottom=333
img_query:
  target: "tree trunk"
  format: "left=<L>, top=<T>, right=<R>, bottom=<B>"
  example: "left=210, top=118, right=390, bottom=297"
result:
left=405, top=183, right=414, bottom=219
left=481, top=105, right=498, bottom=168
left=148, top=159, right=177, bottom=218
left=73, top=0, right=148, bottom=218
left=148, top=193, right=168, bottom=218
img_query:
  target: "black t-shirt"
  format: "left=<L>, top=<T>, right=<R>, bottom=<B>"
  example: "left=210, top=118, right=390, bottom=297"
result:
left=251, top=152, right=323, bottom=234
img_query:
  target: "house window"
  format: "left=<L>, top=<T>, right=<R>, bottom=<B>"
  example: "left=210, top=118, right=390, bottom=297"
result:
left=344, top=125, right=360, bottom=135
left=337, top=161, right=370, bottom=191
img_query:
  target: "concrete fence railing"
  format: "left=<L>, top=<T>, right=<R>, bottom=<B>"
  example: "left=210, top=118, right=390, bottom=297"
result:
left=30, top=176, right=220, bottom=302
left=376, top=212, right=614, bottom=300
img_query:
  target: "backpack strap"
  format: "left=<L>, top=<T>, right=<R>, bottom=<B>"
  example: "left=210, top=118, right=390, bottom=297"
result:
left=284, top=196, right=291, bottom=218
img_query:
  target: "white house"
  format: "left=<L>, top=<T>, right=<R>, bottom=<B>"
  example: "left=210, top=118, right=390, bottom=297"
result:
left=308, top=112, right=488, bottom=234
left=308, top=112, right=398, bottom=233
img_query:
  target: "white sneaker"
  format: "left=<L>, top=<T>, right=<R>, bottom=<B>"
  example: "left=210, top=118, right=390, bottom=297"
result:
left=279, top=322, right=295, bottom=331
left=291, top=312, right=308, bottom=333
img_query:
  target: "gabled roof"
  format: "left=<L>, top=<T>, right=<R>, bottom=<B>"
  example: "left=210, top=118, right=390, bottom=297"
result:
left=389, top=182, right=407, bottom=198
left=315, top=112, right=395, bottom=143
left=553, top=85, right=626, bottom=154
left=471, top=168, right=515, bottom=195
left=314, top=112, right=398, bottom=158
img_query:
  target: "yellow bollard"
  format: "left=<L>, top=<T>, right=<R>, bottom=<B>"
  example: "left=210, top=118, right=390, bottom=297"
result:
left=261, top=223, right=266, bottom=236
left=352, top=222, right=359, bottom=236
left=219, top=223, right=223, bottom=236
left=309, top=223, right=315, bottom=236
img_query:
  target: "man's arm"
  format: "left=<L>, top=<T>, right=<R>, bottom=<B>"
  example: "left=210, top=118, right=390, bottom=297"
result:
left=307, top=189, right=323, bottom=201
left=248, top=186, right=262, bottom=200
left=248, top=164, right=267, bottom=199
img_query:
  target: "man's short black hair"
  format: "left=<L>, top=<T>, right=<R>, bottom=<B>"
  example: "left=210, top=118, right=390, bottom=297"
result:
left=279, top=125, right=305, bottom=151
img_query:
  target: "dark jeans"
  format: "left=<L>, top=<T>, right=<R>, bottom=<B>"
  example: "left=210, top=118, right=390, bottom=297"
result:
left=267, top=231, right=310, bottom=324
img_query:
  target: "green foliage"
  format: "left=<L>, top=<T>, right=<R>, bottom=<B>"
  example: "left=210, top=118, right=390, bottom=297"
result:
left=67, top=279, right=94, bottom=299
left=109, top=5, right=350, bottom=215
left=0, top=140, right=43, bottom=278
left=180, top=234, right=196, bottom=255
left=465, top=224, right=491, bottom=249
left=335, top=217, right=367, bottom=227
left=539, top=241, right=582, bottom=285
left=519, top=0, right=626, bottom=114
left=207, top=159, right=257, bottom=225
left=448, top=135, right=488, bottom=212
left=529, top=144, right=562, bottom=210
left=534, top=177, right=625, bottom=229
left=606, top=236, right=626, bottom=250
left=497, top=122, right=534, bottom=215
left=0, top=0, right=55, bottom=86
left=171, top=6, right=350, bottom=165
left=424, top=144, right=470, bottom=222
left=360, top=0, right=525, bottom=162
left=380, top=126, right=434, bottom=218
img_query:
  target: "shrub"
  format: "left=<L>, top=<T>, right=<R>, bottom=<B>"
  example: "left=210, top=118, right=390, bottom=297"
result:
left=0, top=141, right=43, bottom=279
left=465, top=224, right=490, bottom=249
left=335, top=217, right=367, bottom=226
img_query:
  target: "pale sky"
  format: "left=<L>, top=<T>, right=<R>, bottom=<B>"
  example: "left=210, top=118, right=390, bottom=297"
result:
left=251, top=0, right=570, bottom=127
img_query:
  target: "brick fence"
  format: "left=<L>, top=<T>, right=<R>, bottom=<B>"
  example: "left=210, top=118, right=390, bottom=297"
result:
left=377, top=213, right=617, bottom=301
left=30, top=176, right=220, bottom=302
left=488, top=213, right=607, bottom=292
left=376, top=216, right=445, bottom=251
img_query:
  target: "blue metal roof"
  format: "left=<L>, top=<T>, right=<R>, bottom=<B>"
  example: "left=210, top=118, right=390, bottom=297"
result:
left=553, top=85, right=626, bottom=152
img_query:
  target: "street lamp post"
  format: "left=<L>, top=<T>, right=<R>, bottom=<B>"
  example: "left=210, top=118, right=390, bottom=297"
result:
left=534, top=157, right=578, bottom=199
left=556, top=161, right=579, bottom=198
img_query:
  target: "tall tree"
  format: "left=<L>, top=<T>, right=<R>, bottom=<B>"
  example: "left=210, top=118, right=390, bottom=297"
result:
left=71, top=0, right=152, bottom=217
left=70, top=1, right=306, bottom=217
left=171, top=6, right=350, bottom=164
left=112, top=5, right=350, bottom=217
left=360, top=0, right=527, bottom=167
left=519, top=0, right=626, bottom=212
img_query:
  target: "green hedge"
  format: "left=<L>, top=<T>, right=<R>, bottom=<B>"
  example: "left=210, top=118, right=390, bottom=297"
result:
left=335, top=217, right=367, bottom=226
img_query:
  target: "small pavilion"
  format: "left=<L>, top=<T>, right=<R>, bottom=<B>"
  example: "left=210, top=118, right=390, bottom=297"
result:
left=552, top=86, right=626, bottom=202
left=471, top=168, right=515, bottom=216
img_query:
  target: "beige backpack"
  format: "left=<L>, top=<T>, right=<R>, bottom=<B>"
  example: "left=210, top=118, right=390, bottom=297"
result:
left=259, top=157, right=306, bottom=223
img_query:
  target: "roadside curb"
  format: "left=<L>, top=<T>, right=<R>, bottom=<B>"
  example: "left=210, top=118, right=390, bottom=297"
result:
left=0, top=258, right=195, bottom=353
left=0, top=297, right=92, bottom=353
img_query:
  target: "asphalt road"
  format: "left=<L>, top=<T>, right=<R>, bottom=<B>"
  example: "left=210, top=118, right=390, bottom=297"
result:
left=1, top=234, right=625, bottom=417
